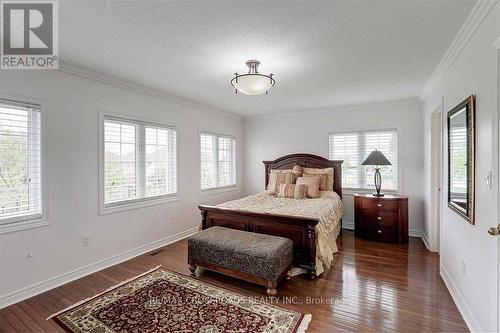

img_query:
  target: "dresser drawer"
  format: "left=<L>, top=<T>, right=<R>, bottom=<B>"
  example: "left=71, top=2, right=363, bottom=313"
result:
left=359, top=198, right=400, bottom=211
left=372, top=225, right=399, bottom=243
left=358, top=210, right=399, bottom=226
left=355, top=221, right=399, bottom=242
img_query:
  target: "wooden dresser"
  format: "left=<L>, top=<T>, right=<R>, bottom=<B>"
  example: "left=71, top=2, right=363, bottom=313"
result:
left=353, top=194, right=408, bottom=243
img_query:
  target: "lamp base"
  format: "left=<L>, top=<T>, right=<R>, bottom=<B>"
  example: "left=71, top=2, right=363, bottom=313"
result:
left=373, top=168, right=383, bottom=197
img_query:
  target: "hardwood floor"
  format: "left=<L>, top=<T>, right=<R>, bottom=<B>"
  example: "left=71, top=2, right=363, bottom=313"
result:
left=0, top=231, right=468, bottom=332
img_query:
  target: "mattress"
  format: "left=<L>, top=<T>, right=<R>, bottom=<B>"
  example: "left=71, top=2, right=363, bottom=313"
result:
left=217, top=191, right=344, bottom=275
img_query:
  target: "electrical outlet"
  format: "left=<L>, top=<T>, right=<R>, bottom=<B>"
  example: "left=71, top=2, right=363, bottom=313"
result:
left=484, top=171, right=492, bottom=190
left=82, top=235, right=90, bottom=247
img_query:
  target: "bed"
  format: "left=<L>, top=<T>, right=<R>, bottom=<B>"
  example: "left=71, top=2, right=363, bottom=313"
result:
left=198, top=153, right=344, bottom=278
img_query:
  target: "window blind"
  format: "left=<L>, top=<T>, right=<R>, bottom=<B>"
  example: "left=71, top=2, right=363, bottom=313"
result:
left=364, top=131, right=398, bottom=190
left=145, top=126, right=177, bottom=197
left=103, top=116, right=176, bottom=207
left=104, top=120, right=137, bottom=203
left=218, top=136, right=236, bottom=187
left=0, top=99, right=42, bottom=224
left=200, top=133, right=216, bottom=189
left=449, top=127, right=467, bottom=194
left=329, top=129, right=398, bottom=190
left=200, top=132, right=236, bottom=190
left=329, top=133, right=360, bottom=188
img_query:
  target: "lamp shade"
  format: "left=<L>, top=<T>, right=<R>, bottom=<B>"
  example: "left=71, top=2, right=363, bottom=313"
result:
left=362, top=150, right=392, bottom=166
left=232, top=74, right=274, bottom=95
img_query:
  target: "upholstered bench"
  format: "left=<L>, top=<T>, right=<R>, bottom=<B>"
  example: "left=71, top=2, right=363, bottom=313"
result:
left=188, top=226, right=293, bottom=296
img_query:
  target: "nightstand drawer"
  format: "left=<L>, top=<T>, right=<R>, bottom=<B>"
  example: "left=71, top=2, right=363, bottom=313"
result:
left=355, top=222, right=399, bottom=242
left=358, top=209, right=398, bottom=222
left=359, top=198, right=399, bottom=212
left=373, top=226, right=399, bottom=243
left=358, top=216, right=399, bottom=230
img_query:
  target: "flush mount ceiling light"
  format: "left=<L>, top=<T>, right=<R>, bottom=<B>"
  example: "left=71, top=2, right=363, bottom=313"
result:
left=231, top=60, right=275, bottom=95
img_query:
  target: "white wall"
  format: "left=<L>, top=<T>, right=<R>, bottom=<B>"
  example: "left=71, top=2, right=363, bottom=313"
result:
left=422, top=2, right=499, bottom=331
left=0, top=69, right=244, bottom=304
left=243, top=99, right=424, bottom=234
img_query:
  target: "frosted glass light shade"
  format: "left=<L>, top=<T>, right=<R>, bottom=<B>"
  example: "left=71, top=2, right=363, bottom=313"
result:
left=231, top=74, right=275, bottom=95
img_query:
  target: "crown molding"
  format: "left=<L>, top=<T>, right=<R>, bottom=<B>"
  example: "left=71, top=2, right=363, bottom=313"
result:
left=421, top=0, right=497, bottom=98
left=57, top=62, right=243, bottom=121
left=244, top=98, right=421, bottom=122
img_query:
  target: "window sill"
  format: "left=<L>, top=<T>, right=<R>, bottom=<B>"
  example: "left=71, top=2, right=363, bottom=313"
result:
left=343, top=188, right=398, bottom=196
left=0, top=219, right=49, bottom=235
left=99, top=195, right=179, bottom=215
left=199, top=185, right=238, bottom=196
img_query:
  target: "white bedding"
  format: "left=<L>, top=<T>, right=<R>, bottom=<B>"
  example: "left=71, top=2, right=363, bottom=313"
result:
left=217, top=191, right=344, bottom=275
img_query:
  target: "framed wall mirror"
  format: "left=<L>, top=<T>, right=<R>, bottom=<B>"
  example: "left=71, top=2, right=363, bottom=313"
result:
left=447, top=95, right=475, bottom=224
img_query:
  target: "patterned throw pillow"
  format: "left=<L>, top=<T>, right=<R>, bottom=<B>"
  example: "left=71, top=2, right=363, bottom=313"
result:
left=296, top=176, right=321, bottom=198
left=303, top=173, right=327, bottom=190
left=302, top=167, right=334, bottom=191
left=266, top=170, right=297, bottom=195
left=277, top=184, right=308, bottom=199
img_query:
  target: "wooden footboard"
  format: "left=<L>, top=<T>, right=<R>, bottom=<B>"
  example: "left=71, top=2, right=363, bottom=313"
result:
left=199, top=205, right=319, bottom=278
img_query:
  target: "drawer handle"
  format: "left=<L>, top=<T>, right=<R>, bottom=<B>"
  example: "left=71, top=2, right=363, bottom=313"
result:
left=377, top=230, right=382, bottom=234
left=377, top=217, right=382, bottom=220
left=377, top=204, right=382, bottom=207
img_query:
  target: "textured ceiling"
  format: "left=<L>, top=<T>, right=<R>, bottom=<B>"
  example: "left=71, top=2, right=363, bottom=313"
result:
left=59, top=1, right=475, bottom=116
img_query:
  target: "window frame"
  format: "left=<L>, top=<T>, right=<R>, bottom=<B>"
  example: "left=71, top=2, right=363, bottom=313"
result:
left=329, top=128, right=399, bottom=194
left=198, top=129, right=237, bottom=194
left=98, top=110, right=179, bottom=215
left=0, top=96, right=49, bottom=234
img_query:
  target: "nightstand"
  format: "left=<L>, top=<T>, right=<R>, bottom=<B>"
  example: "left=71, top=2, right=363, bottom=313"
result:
left=353, top=194, right=408, bottom=243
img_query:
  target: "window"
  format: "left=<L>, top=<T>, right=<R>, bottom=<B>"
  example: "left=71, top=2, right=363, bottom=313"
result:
left=200, top=132, right=236, bottom=191
left=101, top=114, right=177, bottom=212
left=329, top=129, right=398, bottom=191
left=0, top=99, right=44, bottom=229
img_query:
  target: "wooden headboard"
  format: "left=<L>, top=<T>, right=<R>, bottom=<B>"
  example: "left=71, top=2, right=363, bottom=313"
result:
left=263, top=153, right=343, bottom=198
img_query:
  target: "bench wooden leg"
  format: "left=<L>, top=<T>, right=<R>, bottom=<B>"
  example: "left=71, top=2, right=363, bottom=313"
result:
left=266, top=280, right=277, bottom=296
left=266, top=288, right=277, bottom=296
left=189, top=264, right=197, bottom=274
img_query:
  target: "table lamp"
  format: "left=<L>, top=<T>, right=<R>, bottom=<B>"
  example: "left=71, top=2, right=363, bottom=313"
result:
left=362, top=150, right=392, bottom=197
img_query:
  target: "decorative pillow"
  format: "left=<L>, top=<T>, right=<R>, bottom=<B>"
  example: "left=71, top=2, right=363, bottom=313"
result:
left=296, top=176, right=320, bottom=198
left=303, top=173, right=327, bottom=190
left=277, top=183, right=308, bottom=199
left=267, top=168, right=301, bottom=178
left=292, top=165, right=303, bottom=175
left=266, top=169, right=292, bottom=183
left=266, top=171, right=296, bottom=195
left=302, top=167, right=334, bottom=191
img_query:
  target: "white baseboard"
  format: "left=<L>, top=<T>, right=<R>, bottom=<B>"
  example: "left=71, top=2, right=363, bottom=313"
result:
left=342, top=220, right=354, bottom=230
left=0, top=226, right=198, bottom=309
left=409, top=229, right=423, bottom=238
left=342, top=220, right=423, bottom=239
left=440, top=264, right=481, bottom=332
left=421, top=232, right=431, bottom=251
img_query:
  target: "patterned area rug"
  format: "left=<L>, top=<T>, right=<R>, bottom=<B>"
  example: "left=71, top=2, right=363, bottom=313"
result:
left=48, top=266, right=311, bottom=333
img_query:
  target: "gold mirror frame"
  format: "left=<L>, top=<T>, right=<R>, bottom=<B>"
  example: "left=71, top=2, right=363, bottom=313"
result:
left=447, top=95, right=475, bottom=224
